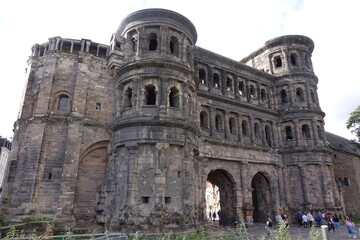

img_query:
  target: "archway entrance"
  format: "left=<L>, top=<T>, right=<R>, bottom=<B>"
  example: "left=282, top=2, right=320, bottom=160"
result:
left=207, top=169, right=236, bottom=226
left=73, top=143, right=108, bottom=226
left=251, top=172, right=272, bottom=223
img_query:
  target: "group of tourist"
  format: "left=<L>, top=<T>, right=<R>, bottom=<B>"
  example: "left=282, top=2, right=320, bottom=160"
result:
left=294, top=210, right=357, bottom=238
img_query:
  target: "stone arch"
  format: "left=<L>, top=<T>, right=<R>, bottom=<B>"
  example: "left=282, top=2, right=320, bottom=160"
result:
left=73, top=140, right=109, bottom=226
left=207, top=169, right=237, bottom=226
left=52, top=90, right=72, bottom=114
left=251, top=172, right=272, bottom=223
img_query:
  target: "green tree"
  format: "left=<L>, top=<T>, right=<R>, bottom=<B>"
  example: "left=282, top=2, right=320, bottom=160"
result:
left=347, top=105, right=360, bottom=142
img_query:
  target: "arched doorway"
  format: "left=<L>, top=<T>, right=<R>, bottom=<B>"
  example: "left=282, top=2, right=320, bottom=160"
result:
left=207, top=169, right=236, bottom=226
left=251, top=172, right=272, bottom=223
left=73, top=141, right=109, bottom=226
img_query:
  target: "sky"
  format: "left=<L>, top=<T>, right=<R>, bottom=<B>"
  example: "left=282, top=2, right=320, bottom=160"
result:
left=0, top=0, right=359, bottom=141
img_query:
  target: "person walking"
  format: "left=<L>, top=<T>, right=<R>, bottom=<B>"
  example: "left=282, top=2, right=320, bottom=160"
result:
left=327, top=213, right=335, bottom=232
left=296, top=211, right=303, bottom=227
left=266, top=217, right=273, bottom=236
left=333, top=214, right=341, bottom=232
left=345, top=216, right=356, bottom=238
left=316, top=211, right=323, bottom=227
left=307, top=211, right=314, bottom=227
left=302, top=212, right=308, bottom=228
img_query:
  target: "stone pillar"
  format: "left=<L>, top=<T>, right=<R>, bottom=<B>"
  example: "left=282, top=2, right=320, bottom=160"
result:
left=240, top=162, right=253, bottom=223
left=224, top=111, right=230, bottom=139
left=85, top=41, right=90, bottom=53
left=249, top=117, right=254, bottom=144
left=299, top=164, right=310, bottom=208
left=288, top=83, right=293, bottom=107
left=160, top=26, right=168, bottom=55
left=126, top=143, right=139, bottom=209
left=321, top=164, right=333, bottom=208
left=70, top=41, right=74, bottom=53
left=209, top=108, right=215, bottom=136
left=311, top=118, right=319, bottom=145
left=294, top=119, right=301, bottom=145
left=277, top=165, right=286, bottom=208
left=260, top=119, right=266, bottom=145
left=237, top=113, right=243, bottom=143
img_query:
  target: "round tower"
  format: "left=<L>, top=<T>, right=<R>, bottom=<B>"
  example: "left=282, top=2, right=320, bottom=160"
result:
left=243, top=35, right=340, bottom=214
left=97, top=9, right=201, bottom=233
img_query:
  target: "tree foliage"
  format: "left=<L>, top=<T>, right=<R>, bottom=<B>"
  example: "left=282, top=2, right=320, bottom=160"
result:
left=347, top=105, right=360, bottom=142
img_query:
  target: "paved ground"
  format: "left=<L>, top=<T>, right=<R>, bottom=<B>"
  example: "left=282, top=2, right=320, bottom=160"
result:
left=206, top=221, right=360, bottom=240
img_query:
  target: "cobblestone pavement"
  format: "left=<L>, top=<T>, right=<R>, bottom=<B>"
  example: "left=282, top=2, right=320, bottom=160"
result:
left=206, top=221, right=360, bottom=240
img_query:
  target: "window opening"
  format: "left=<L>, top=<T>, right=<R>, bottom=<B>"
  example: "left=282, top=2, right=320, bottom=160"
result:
left=242, top=120, right=248, bottom=136
left=199, top=69, right=206, bottom=84
left=238, top=81, right=245, bottom=95
left=58, top=95, right=69, bottom=111
left=177, top=171, right=181, bottom=178
left=226, top=77, right=232, bottom=91
left=301, top=124, right=311, bottom=139
left=296, top=88, right=305, bottom=102
left=141, top=196, right=149, bottom=203
left=148, top=33, right=157, bottom=51
left=265, top=126, right=271, bottom=146
left=250, top=85, right=256, bottom=99
left=213, top=73, right=220, bottom=88
left=274, top=56, right=282, bottom=68
left=62, top=42, right=71, bottom=53
left=165, top=197, right=171, bottom=204
left=48, top=172, right=52, bottom=180
left=285, top=126, right=293, bottom=140
left=260, top=89, right=266, bottom=102
left=96, top=103, right=101, bottom=110
left=344, top=178, right=350, bottom=186
left=169, top=36, right=179, bottom=54
left=215, top=114, right=223, bottom=131
left=254, top=122, right=260, bottom=138
left=280, top=90, right=288, bottom=103
left=200, top=111, right=208, bottom=128
left=73, top=43, right=81, bottom=54
left=169, top=87, right=179, bottom=108
left=145, top=85, right=156, bottom=105
left=125, top=87, right=133, bottom=108
left=290, top=53, right=297, bottom=65
left=229, top=117, right=236, bottom=134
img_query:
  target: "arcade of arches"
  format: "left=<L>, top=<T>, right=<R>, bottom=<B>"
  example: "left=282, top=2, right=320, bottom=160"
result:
left=205, top=169, right=273, bottom=226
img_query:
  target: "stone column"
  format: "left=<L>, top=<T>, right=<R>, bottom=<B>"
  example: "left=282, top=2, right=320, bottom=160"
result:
left=160, top=26, right=168, bottom=55
left=294, top=119, right=301, bottom=145
left=224, top=111, right=230, bottom=139
left=299, top=164, right=310, bottom=207
left=237, top=113, right=243, bottom=143
left=209, top=108, right=215, bottom=136
left=240, top=162, right=253, bottom=223
left=311, top=118, right=319, bottom=145
left=70, top=41, right=74, bottom=53
left=249, top=117, right=254, bottom=144
left=260, top=119, right=266, bottom=145
left=288, top=83, right=293, bottom=107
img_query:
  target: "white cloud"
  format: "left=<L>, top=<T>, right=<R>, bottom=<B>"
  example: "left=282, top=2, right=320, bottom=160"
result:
left=0, top=0, right=359, bottom=140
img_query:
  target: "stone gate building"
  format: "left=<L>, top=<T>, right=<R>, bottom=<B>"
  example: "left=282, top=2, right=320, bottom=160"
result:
left=1, top=9, right=345, bottom=234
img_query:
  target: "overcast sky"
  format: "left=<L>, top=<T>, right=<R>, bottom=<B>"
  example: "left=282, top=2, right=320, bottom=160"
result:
left=0, top=0, right=359, bottom=141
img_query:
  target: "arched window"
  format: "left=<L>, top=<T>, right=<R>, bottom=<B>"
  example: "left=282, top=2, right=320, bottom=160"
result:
left=145, top=85, right=156, bottom=105
left=238, top=81, right=245, bottom=95
left=199, top=69, right=206, bottom=85
left=249, top=85, right=256, bottom=99
left=213, top=73, right=220, bottom=88
left=254, top=122, right=260, bottom=138
left=242, top=120, right=249, bottom=136
left=296, top=88, right=305, bottom=102
left=317, top=126, right=323, bottom=140
left=169, top=87, right=179, bottom=108
left=58, top=95, right=69, bottom=111
left=310, top=90, right=316, bottom=103
left=260, top=89, right=267, bottom=102
left=215, top=114, right=223, bottom=131
left=148, top=33, right=157, bottom=51
left=226, top=77, right=232, bottom=91
left=290, top=53, right=297, bottom=65
left=280, top=89, right=288, bottom=103
left=285, top=126, right=293, bottom=140
left=124, top=87, right=132, bottom=108
left=265, top=125, right=271, bottom=146
left=200, top=111, right=209, bottom=129
left=344, top=177, right=350, bottom=186
left=170, top=36, right=179, bottom=55
left=274, top=56, right=282, bottom=68
left=229, top=117, right=236, bottom=134
left=301, top=124, right=311, bottom=139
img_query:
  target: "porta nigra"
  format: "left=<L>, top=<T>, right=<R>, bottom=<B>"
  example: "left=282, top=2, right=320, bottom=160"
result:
left=1, top=8, right=347, bottom=235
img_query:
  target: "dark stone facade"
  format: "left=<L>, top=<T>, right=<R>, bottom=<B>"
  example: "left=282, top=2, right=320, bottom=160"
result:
left=0, top=9, right=345, bottom=234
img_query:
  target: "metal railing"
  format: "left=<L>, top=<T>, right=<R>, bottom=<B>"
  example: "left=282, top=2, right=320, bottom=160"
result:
left=4, top=233, right=128, bottom=240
